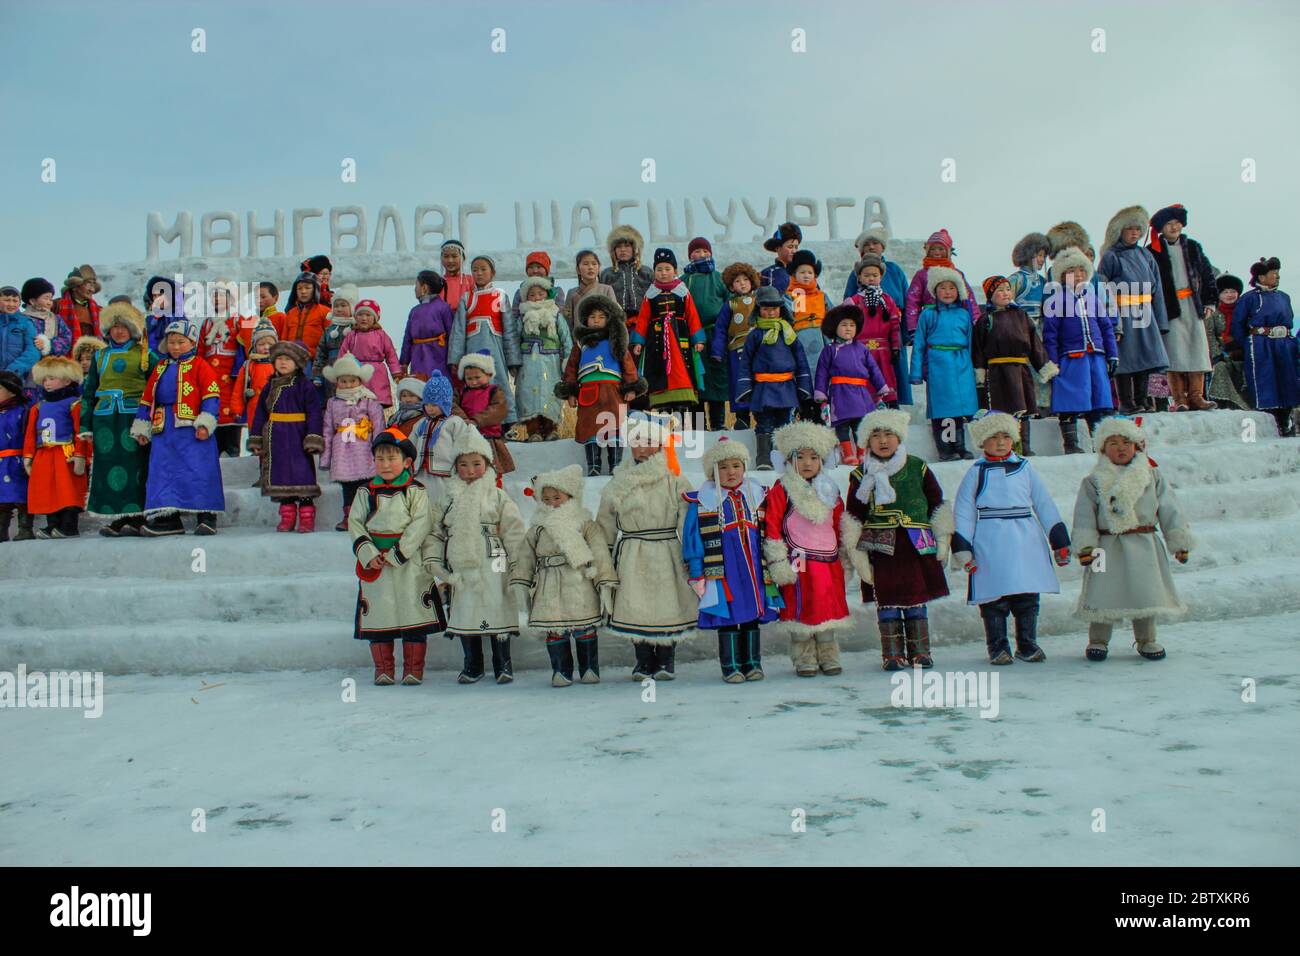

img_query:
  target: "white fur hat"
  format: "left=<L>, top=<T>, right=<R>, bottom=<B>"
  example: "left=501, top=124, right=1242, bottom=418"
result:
left=701, top=436, right=750, bottom=479
left=452, top=425, right=494, bottom=464
left=530, top=463, right=585, bottom=502
left=518, top=275, right=552, bottom=298
left=332, top=283, right=361, bottom=308
left=967, top=411, right=1019, bottom=449
left=395, top=376, right=428, bottom=401
left=774, top=421, right=838, bottom=462
left=1050, top=247, right=1094, bottom=284
left=925, top=266, right=966, bottom=299
left=1092, top=416, right=1147, bottom=448
left=624, top=410, right=676, bottom=447
left=458, top=350, right=496, bottom=378
left=854, top=227, right=890, bottom=252
left=857, top=408, right=911, bottom=446
left=322, top=353, right=374, bottom=383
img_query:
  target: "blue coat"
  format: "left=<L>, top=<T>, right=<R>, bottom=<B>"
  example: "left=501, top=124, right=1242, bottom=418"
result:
left=1096, top=242, right=1170, bottom=375
left=682, top=479, right=779, bottom=629
left=1043, top=285, right=1117, bottom=414
left=0, top=398, right=29, bottom=504
left=909, top=302, right=978, bottom=420
left=0, top=312, right=39, bottom=378
left=137, top=353, right=225, bottom=514
left=1231, top=286, right=1299, bottom=410
left=737, top=327, right=813, bottom=411
left=760, top=261, right=791, bottom=295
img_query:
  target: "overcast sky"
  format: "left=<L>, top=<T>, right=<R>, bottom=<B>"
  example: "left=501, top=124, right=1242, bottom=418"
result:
left=3, top=0, right=1297, bottom=330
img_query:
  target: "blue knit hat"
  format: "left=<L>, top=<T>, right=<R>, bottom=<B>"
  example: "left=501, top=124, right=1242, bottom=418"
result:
left=422, top=370, right=453, bottom=413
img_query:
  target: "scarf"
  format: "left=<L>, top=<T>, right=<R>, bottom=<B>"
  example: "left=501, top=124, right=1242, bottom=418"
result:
left=444, top=474, right=497, bottom=575
left=788, top=279, right=825, bottom=315
left=391, top=401, right=423, bottom=425
left=858, top=444, right=909, bottom=506
left=684, top=257, right=715, bottom=275
left=652, top=278, right=680, bottom=292
left=532, top=499, right=596, bottom=575
left=862, top=285, right=884, bottom=310
left=1090, top=452, right=1154, bottom=534
left=23, top=306, right=60, bottom=339
left=1218, top=302, right=1236, bottom=344
left=520, top=298, right=559, bottom=337
left=922, top=256, right=955, bottom=270
left=756, top=315, right=797, bottom=345
left=329, top=313, right=354, bottom=328
left=780, top=465, right=839, bottom=524
left=334, top=384, right=375, bottom=405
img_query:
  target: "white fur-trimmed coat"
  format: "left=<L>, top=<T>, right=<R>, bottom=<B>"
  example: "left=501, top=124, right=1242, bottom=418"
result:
left=511, top=499, right=617, bottom=633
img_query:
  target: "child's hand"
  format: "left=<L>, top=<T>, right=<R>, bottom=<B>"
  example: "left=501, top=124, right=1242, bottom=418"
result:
left=1077, top=547, right=1096, bottom=567
left=569, top=397, right=578, bottom=408
left=693, top=343, right=704, bottom=353
left=366, top=555, right=385, bottom=571
left=689, top=578, right=707, bottom=599
left=195, top=426, right=210, bottom=440
left=70, top=456, right=86, bottom=476
left=22, top=458, right=32, bottom=475
left=1107, top=358, right=1119, bottom=376
left=631, top=345, right=642, bottom=357
left=1174, top=549, right=1190, bottom=564
left=621, top=392, right=634, bottom=402
left=134, top=433, right=150, bottom=446
left=1054, top=547, right=1071, bottom=567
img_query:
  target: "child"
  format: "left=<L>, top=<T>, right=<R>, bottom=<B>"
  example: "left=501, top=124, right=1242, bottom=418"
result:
left=448, top=255, right=520, bottom=426
left=910, top=267, right=979, bottom=461
left=321, top=354, right=386, bottom=531
left=682, top=238, right=730, bottom=431
left=760, top=222, right=801, bottom=294
left=596, top=411, right=698, bottom=680
left=711, top=263, right=762, bottom=429
left=350, top=428, right=446, bottom=686
left=973, top=276, right=1058, bottom=454
left=198, top=284, right=247, bottom=458
left=843, top=409, right=952, bottom=670
left=131, top=317, right=225, bottom=535
left=425, top=426, right=527, bottom=684
left=630, top=247, right=706, bottom=418
left=843, top=229, right=909, bottom=313
left=1043, top=248, right=1118, bottom=454
left=1072, top=417, right=1193, bottom=661
left=682, top=437, right=780, bottom=682
left=453, top=351, right=515, bottom=477
left=1006, top=232, right=1051, bottom=328
left=301, top=254, right=334, bottom=307
left=258, top=281, right=285, bottom=331
left=20, top=277, right=72, bottom=367
left=762, top=421, right=851, bottom=676
left=904, top=229, right=980, bottom=337
left=276, top=271, right=331, bottom=362
left=512, top=464, right=617, bottom=686
left=1147, top=204, right=1217, bottom=411
left=1205, top=274, right=1248, bottom=411
left=315, top=283, right=360, bottom=395
left=339, top=300, right=400, bottom=410
left=0, top=286, right=39, bottom=387
left=0, top=370, right=31, bottom=541
left=600, top=225, right=653, bottom=323
left=22, top=356, right=90, bottom=538
left=561, top=249, right=614, bottom=334
left=786, top=249, right=830, bottom=375
left=557, top=294, right=645, bottom=477
left=409, top=370, right=470, bottom=501
left=401, top=271, right=454, bottom=381
left=515, top=276, right=573, bottom=441
left=143, top=275, right=181, bottom=354
left=814, top=304, right=891, bottom=466
left=248, top=341, right=325, bottom=533
left=843, top=255, right=904, bottom=408
left=1231, top=256, right=1298, bottom=437
left=231, top=320, right=278, bottom=438
left=79, top=301, right=155, bottom=536
left=950, top=412, right=1072, bottom=664
left=389, top=377, right=428, bottom=437
left=736, top=286, right=813, bottom=469
left=1096, top=205, right=1170, bottom=414
left=439, top=239, right=476, bottom=312
left=72, top=336, right=106, bottom=379
left=510, top=250, right=566, bottom=319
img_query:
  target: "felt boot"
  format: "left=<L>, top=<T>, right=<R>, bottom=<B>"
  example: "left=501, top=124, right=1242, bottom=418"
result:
left=718, top=629, right=744, bottom=683
left=982, top=606, right=1013, bottom=665
left=1059, top=416, right=1084, bottom=454
left=575, top=633, right=600, bottom=683
left=815, top=635, right=843, bottom=676
left=791, top=636, right=819, bottom=676
left=401, top=641, right=427, bottom=685
left=457, top=636, right=485, bottom=684
left=631, top=642, right=656, bottom=680
left=547, top=637, right=574, bottom=687
left=904, top=617, right=934, bottom=668
left=297, top=503, right=316, bottom=533
left=491, top=636, right=514, bottom=684
left=879, top=619, right=907, bottom=670
left=930, top=419, right=957, bottom=462
left=755, top=432, right=774, bottom=470
left=606, top=444, right=623, bottom=473
left=370, top=641, right=396, bottom=685
left=13, top=506, right=34, bottom=541
left=585, top=442, right=602, bottom=477
left=1012, top=597, right=1046, bottom=661
left=653, top=643, right=676, bottom=681
left=741, top=626, right=764, bottom=681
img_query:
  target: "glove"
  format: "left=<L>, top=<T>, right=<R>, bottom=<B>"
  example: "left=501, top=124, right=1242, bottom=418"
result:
left=1054, top=547, right=1071, bottom=567
left=951, top=550, right=975, bottom=573
left=812, top=391, right=828, bottom=403
left=1077, top=547, right=1096, bottom=567
left=1107, top=358, right=1119, bottom=376
left=689, top=578, right=707, bottom=599
left=70, top=456, right=86, bottom=476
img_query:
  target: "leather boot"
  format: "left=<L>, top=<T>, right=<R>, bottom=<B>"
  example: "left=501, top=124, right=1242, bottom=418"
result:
left=142, top=511, right=185, bottom=536
left=953, top=420, right=973, bottom=460
left=815, top=635, right=843, bottom=675
left=1018, top=417, right=1033, bottom=456
left=457, top=636, right=485, bottom=683
left=631, top=641, right=656, bottom=680
left=718, top=629, right=744, bottom=683
left=755, top=432, right=774, bottom=470
left=0, top=505, right=12, bottom=542
left=276, top=502, right=298, bottom=532
left=878, top=618, right=907, bottom=670
left=1116, top=374, right=1136, bottom=415
left=741, top=625, right=764, bottom=680
left=14, top=506, right=35, bottom=541
left=1185, top=372, right=1216, bottom=410
left=297, top=503, right=316, bottom=533
left=575, top=633, right=600, bottom=683
left=838, top=439, right=861, bottom=467
left=491, top=636, right=514, bottom=684
left=904, top=617, right=933, bottom=668
left=546, top=636, right=574, bottom=686
left=653, top=643, right=676, bottom=681
left=584, top=442, right=601, bottom=477
left=195, top=512, right=217, bottom=535
left=401, top=641, right=427, bottom=685
left=370, top=641, right=396, bottom=685
left=1059, top=416, right=1084, bottom=454
left=1011, top=594, right=1045, bottom=662
left=930, top=419, right=955, bottom=461
left=981, top=604, right=1013, bottom=664
left=1167, top=371, right=1187, bottom=411
left=335, top=505, right=350, bottom=532
left=606, top=444, right=623, bottom=472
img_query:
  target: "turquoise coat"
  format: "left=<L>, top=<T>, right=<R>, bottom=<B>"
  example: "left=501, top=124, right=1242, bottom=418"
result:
left=910, top=302, right=978, bottom=420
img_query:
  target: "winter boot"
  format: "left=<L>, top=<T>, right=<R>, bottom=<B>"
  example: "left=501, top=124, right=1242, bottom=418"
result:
left=952, top=421, right=974, bottom=460
left=119, top=514, right=145, bottom=536
left=546, top=636, right=574, bottom=687
left=1116, top=374, right=1137, bottom=415
left=930, top=419, right=955, bottom=462
left=401, top=640, right=427, bottom=685
left=1186, top=372, right=1216, bottom=410
left=652, top=643, right=676, bottom=681
left=904, top=617, right=934, bottom=668
left=718, top=629, right=744, bottom=683
left=1086, top=622, right=1111, bottom=661
left=755, top=432, right=774, bottom=470
left=142, top=512, right=185, bottom=536
left=1059, top=416, right=1084, bottom=454
left=0, top=505, right=12, bottom=542
left=815, top=635, right=843, bottom=676
left=981, top=606, right=1013, bottom=665
left=1012, top=598, right=1046, bottom=662
left=607, top=444, right=623, bottom=472
left=1167, top=371, right=1187, bottom=412
left=631, top=641, right=656, bottom=680
left=791, top=636, right=819, bottom=676
left=584, top=442, right=602, bottom=477
left=878, top=619, right=908, bottom=670
left=457, top=636, right=485, bottom=684
left=741, top=626, right=764, bottom=681
left=575, top=633, right=600, bottom=683
left=1133, top=617, right=1165, bottom=660
left=838, top=440, right=861, bottom=467
left=335, top=505, right=350, bottom=532
left=370, top=641, right=396, bottom=685
left=195, top=512, right=218, bottom=535
left=14, top=506, right=35, bottom=541
left=491, top=636, right=514, bottom=684
left=297, top=503, right=316, bottom=533
left=275, top=502, right=298, bottom=532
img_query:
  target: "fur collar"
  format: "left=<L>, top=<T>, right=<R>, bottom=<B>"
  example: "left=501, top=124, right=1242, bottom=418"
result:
left=574, top=314, right=628, bottom=358
left=779, top=467, right=838, bottom=525
left=333, top=385, right=377, bottom=405
left=520, top=297, right=560, bottom=337
left=606, top=448, right=670, bottom=493
left=1090, top=452, right=1154, bottom=533
left=532, top=499, right=596, bottom=575
left=443, top=475, right=497, bottom=573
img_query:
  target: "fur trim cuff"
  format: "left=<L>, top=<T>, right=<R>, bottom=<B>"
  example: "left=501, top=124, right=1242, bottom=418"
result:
left=303, top=433, right=325, bottom=454
left=763, top=538, right=798, bottom=586
left=194, top=412, right=218, bottom=434
left=783, top=616, right=854, bottom=639
left=1164, top=527, right=1194, bottom=554
left=1038, top=360, right=1060, bottom=382
left=929, top=501, right=954, bottom=563
left=839, top=513, right=873, bottom=584
left=129, top=418, right=152, bottom=441
left=1075, top=602, right=1187, bottom=624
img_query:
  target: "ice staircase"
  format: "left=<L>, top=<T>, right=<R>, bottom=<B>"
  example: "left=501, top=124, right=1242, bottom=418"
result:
left=2, top=406, right=1297, bottom=675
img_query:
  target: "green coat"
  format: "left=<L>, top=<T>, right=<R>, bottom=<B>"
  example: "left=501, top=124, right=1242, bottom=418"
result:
left=683, top=267, right=730, bottom=402
left=79, top=340, right=157, bottom=515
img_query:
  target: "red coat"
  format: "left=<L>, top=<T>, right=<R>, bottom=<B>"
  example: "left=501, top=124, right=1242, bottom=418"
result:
left=631, top=282, right=705, bottom=404
left=276, top=303, right=331, bottom=359
left=199, top=317, right=248, bottom=425
left=23, top=398, right=91, bottom=514
left=762, top=477, right=850, bottom=632
left=231, top=356, right=275, bottom=426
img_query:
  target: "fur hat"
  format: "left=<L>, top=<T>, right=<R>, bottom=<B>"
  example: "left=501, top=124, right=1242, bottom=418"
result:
left=1249, top=256, right=1281, bottom=285
left=0, top=370, right=24, bottom=397
left=99, top=301, right=145, bottom=340
left=371, top=426, right=416, bottom=462
left=452, top=425, right=494, bottom=464
left=788, top=249, right=821, bottom=277
left=250, top=319, right=278, bottom=347
left=763, top=221, right=803, bottom=252
left=332, top=283, right=361, bottom=308
left=854, top=254, right=885, bottom=277
left=624, top=410, right=677, bottom=448
left=395, top=376, right=428, bottom=402
left=1150, top=204, right=1187, bottom=232
left=1011, top=232, right=1051, bottom=268
left=458, top=349, right=495, bottom=379
left=420, top=371, right=452, bottom=412
left=753, top=285, right=793, bottom=321
left=606, top=224, right=645, bottom=262
left=1102, top=205, right=1150, bottom=254
left=774, top=421, right=838, bottom=461
left=857, top=408, right=911, bottom=445
left=967, top=411, right=1019, bottom=449
left=1216, top=274, right=1244, bottom=296
left=653, top=247, right=677, bottom=269
left=302, top=254, right=332, bottom=274
left=518, top=275, right=552, bottom=299
left=72, top=335, right=107, bottom=360
left=1050, top=247, right=1094, bottom=283
left=162, top=317, right=201, bottom=344
left=62, top=265, right=100, bottom=295
left=525, top=250, right=553, bottom=274
left=701, top=435, right=750, bottom=481
left=144, top=275, right=181, bottom=315
left=530, top=463, right=585, bottom=502
left=322, top=353, right=374, bottom=384
left=1092, top=416, right=1147, bottom=449
left=821, top=303, right=863, bottom=339
left=854, top=227, right=889, bottom=252
left=20, top=277, right=55, bottom=305
left=269, top=340, right=310, bottom=371
left=1047, top=221, right=1091, bottom=257
left=926, top=266, right=966, bottom=298
left=569, top=294, right=633, bottom=370
left=32, top=355, right=83, bottom=385
left=721, top=262, right=761, bottom=292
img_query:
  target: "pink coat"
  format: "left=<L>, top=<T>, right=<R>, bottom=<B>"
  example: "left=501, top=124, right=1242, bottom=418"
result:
left=340, top=328, right=401, bottom=405
left=320, top=392, right=387, bottom=483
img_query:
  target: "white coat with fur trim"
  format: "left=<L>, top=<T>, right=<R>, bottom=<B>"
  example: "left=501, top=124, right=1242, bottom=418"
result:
left=511, top=499, right=618, bottom=633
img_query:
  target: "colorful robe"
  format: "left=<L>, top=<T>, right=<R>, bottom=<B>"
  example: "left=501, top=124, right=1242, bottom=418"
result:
left=133, top=352, right=224, bottom=514
left=80, top=338, right=154, bottom=515
left=249, top=371, right=325, bottom=498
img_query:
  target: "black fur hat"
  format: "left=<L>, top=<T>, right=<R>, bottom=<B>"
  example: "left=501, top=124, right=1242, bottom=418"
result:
left=821, top=304, right=862, bottom=340
left=763, top=221, right=803, bottom=252
left=1216, top=274, right=1244, bottom=295
left=788, top=249, right=822, bottom=277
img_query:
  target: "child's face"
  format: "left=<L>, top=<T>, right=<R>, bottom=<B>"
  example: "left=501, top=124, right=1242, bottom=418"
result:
left=525, top=284, right=548, bottom=303
left=586, top=309, right=608, bottom=330
left=108, top=324, right=132, bottom=344
left=421, top=402, right=442, bottom=417
left=165, top=333, right=193, bottom=358
left=442, top=246, right=463, bottom=274
left=353, top=310, right=377, bottom=331
left=1120, top=225, right=1143, bottom=246
left=33, top=291, right=55, bottom=310
left=613, top=241, right=633, bottom=263
left=335, top=374, right=362, bottom=390
left=794, top=449, right=822, bottom=479
left=792, top=264, right=815, bottom=284
left=982, top=433, right=1015, bottom=458
left=462, top=366, right=489, bottom=388
left=471, top=259, right=493, bottom=287
left=759, top=304, right=782, bottom=319
left=689, top=248, right=710, bottom=262
left=317, top=268, right=331, bottom=287
left=0, top=293, right=19, bottom=313
left=1103, top=436, right=1138, bottom=465
left=273, top=355, right=297, bottom=376
left=540, top=487, right=571, bottom=508
left=1160, top=221, right=1183, bottom=243
left=79, top=354, right=93, bottom=373
left=836, top=318, right=858, bottom=342
left=863, top=239, right=885, bottom=256
left=630, top=443, right=660, bottom=462
left=42, top=375, right=71, bottom=391
left=0, top=384, right=15, bottom=402
left=777, top=239, right=799, bottom=264
left=258, top=287, right=276, bottom=311
left=716, top=459, right=745, bottom=489
left=212, top=291, right=230, bottom=315
left=332, top=301, right=353, bottom=319
left=868, top=430, right=900, bottom=458
left=653, top=262, right=676, bottom=283
left=374, top=445, right=408, bottom=481
left=926, top=243, right=948, bottom=259
left=295, top=282, right=313, bottom=303
left=526, top=263, right=547, bottom=278
left=936, top=281, right=959, bottom=304
left=1032, top=251, right=1047, bottom=270
left=456, top=453, right=488, bottom=481
left=1062, top=269, right=1085, bottom=290
left=858, top=266, right=882, bottom=287
left=577, top=256, right=599, bottom=281
left=1219, top=288, right=1240, bottom=306
left=254, top=339, right=272, bottom=356
left=991, top=284, right=1013, bottom=307
left=730, top=275, right=753, bottom=295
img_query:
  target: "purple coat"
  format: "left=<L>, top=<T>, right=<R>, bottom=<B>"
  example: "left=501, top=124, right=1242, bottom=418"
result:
left=814, top=340, right=886, bottom=424
left=250, top=371, right=324, bottom=498
left=320, top=393, right=386, bottom=483
left=401, top=295, right=454, bottom=380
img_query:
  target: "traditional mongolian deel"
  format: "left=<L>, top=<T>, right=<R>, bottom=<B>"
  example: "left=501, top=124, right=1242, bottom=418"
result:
left=630, top=279, right=706, bottom=407
left=248, top=343, right=325, bottom=499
